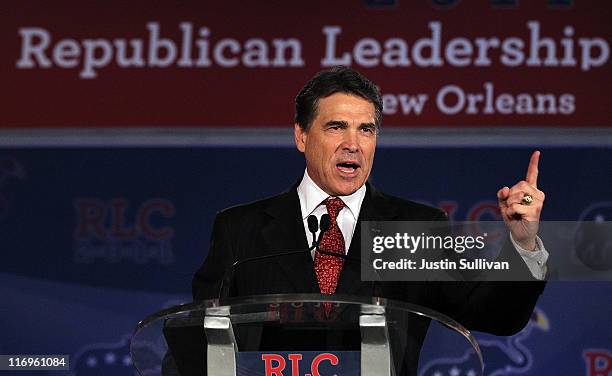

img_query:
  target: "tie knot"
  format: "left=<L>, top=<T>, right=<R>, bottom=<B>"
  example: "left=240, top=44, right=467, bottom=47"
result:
left=325, top=197, right=345, bottom=219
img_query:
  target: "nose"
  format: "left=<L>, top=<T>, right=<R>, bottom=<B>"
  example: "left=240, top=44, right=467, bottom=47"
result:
left=341, top=128, right=359, bottom=153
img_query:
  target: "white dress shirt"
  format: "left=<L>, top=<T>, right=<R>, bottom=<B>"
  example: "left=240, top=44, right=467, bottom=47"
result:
left=296, top=170, right=548, bottom=280
left=297, top=170, right=366, bottom=254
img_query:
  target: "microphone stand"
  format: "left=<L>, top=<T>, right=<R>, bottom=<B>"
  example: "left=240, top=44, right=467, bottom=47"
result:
left=218, top=214, right=331, bottom=300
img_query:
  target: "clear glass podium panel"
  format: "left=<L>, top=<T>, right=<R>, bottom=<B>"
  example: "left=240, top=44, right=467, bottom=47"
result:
left=131, top=294, right=482, bottom=376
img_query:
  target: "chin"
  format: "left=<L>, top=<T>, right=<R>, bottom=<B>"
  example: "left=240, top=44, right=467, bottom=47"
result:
left=333, top=182, right=363, bottom=196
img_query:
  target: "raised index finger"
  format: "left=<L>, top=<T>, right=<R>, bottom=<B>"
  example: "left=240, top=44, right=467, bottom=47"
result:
left=526, top=150, right=540, bottom=188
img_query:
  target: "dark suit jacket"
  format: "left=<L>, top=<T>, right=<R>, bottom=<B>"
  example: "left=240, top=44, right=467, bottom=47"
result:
left=192, top=183, right=545, bottom=375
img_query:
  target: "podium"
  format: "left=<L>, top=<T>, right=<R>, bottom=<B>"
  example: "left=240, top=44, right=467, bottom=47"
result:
left=131, top=294, right=483, bottom=376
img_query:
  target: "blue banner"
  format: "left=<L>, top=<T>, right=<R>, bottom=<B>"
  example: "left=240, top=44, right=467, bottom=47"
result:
left=1, top=146, right=610, bottom=375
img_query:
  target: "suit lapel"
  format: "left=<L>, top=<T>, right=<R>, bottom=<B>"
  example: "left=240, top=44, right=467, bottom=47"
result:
left=260, top=183, right=399, bottom=296
left=262, top=187, right=319, bottom=293
left=337, top=183, right=399, bottom=295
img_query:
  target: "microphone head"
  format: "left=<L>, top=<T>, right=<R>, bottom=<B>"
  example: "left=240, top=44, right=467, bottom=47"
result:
left=307, top=215, right=319, bottom=233
left=320, top=214, right=331, bottom=232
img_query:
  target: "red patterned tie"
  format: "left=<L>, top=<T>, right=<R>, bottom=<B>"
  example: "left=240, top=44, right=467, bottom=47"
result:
left=314, top=197, right=346, bottom=314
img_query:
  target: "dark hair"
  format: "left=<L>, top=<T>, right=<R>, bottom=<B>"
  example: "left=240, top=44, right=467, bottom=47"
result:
left=294, top=66, right=383, bottom=131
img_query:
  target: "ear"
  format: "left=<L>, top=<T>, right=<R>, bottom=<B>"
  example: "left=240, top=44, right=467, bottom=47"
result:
left=294, top=123, right=306, bottom=153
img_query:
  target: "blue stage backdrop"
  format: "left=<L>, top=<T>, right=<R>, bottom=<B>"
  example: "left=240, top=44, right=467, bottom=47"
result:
left=1, top=146, right=611, bottom=376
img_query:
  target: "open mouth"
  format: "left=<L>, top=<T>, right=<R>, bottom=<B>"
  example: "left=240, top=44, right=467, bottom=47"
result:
left=336, top=162, right=360, bottom=174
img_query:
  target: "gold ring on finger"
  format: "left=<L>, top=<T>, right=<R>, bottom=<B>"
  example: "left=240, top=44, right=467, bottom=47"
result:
left=521, top=193, right=534, bottom=206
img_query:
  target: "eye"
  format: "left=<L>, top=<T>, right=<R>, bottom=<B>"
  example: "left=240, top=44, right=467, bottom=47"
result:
left=325, top=123, right=346, bottom=131
left=361, top=126, right=376, bottom=135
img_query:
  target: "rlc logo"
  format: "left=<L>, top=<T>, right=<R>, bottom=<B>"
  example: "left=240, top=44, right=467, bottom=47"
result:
left=583, top=349, right=612, bottom=376
left=74, top=198, right=175, bottom=241
left=418, top=200, right=502, bottom=222
left=419, top=307, right=549, bottom=376
left=262, top=353, right=338, bottom=376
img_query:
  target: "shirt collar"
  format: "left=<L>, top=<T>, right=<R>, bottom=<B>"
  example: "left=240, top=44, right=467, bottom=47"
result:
left=297, top=169, right=366, bottom=221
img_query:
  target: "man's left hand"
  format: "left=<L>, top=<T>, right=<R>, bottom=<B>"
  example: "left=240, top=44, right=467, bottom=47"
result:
left=497, top=151, right=545, bottom=251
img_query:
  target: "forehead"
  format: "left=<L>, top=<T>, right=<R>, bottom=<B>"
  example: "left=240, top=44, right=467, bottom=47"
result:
left=314, top=93, right=376, bottom=123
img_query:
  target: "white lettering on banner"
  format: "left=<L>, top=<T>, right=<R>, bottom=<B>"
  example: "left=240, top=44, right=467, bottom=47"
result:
left=435, top=82, right=575, bottom=115
left=213, top=39, right=241, bottom=67
left=382, top=82, right=575, bottom=116
left=412, top=21, right=444, bottom=67
left=195, top=27, right=212, bottom=67
left=382, top=38, right=410, bottom=67
left=382, top=94, right=429, bottom=115
left=16, top=27, right=52, bottom=68
left=320, top=21, right=609, bottom=71
left=500, top=37, right=525, bottom=66
left=16, top=22, right=305, bottom=78
left=473, top=38, right=500, bottom=66
left=445, top=38, right=474, bottom=67
left=321, top=26, right=351, bottom=66
left=147, top=22, right=177, bottom=67
left=53, top=39, right=80, bottom=68
left=82, top=39, right=113, bottom=78
left=15, top=21, right=609, bottom=78
left=271, top=39, right=304, bottom=67
left=177, top=22, right=193, bottom=67
left=115, top=40, right=145, bottom=67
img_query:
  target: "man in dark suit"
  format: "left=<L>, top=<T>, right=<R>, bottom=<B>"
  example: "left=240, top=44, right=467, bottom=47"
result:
left=192, top=66, right=547, bottom=375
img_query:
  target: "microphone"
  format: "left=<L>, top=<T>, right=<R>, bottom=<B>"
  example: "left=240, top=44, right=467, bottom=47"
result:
left=319, top=214, right=330, bottom=234
left=218, top=214, right=333, bottom=300
left=307, top=215, right=318, bottom=248
left=216, top=212, right=384, bottom=301
left=315, top=213, right=330, bottom=250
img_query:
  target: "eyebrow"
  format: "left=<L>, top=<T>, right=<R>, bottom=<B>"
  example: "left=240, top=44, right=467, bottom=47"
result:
left=325, top=120, right=348, bottom=127
left=324, top=120, right=376, bottom=128
left=360, top=122, right=377, bottom=128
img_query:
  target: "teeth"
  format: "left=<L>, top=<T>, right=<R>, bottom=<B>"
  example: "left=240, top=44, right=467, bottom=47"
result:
left=338, top=165, right=355, bottom=173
